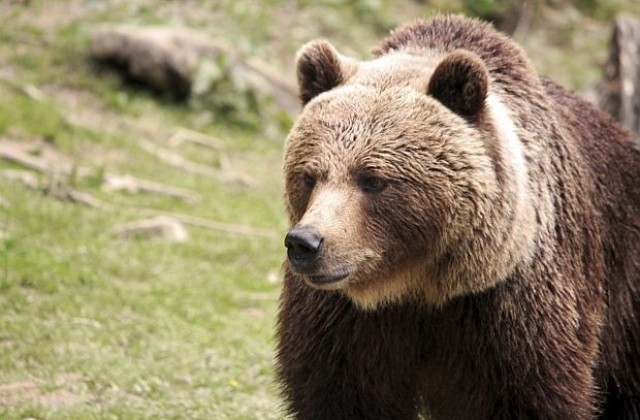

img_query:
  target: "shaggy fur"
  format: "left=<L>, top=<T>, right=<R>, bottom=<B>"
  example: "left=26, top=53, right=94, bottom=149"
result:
left=276, top=15, right=640, bottom=419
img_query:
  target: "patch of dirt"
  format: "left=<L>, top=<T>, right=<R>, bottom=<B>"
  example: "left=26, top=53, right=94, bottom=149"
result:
left=12, top=0, right=89, bottom=33
left=42, top=85, right=172, bottom=167
left=44, top=86, right=116, bottom=133
left=0, top=373, right=89, bottom=408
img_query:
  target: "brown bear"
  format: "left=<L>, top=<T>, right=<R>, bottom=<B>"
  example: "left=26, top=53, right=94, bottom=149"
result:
left=276, top=14, right=640, bottom=420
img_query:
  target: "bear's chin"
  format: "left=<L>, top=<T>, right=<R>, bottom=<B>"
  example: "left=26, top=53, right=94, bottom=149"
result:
left=297, top=263, right=426, bottom=310
left=344, top=267, right=426, bottom=311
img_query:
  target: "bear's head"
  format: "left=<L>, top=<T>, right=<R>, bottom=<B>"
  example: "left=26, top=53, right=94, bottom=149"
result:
left=283, top=40, right=537, bottom=309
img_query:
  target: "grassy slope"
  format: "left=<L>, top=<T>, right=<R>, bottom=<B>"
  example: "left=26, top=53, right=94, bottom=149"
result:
left=0, top=2, right=287, bottom=418
left=0, top=0, right=638, bottom=418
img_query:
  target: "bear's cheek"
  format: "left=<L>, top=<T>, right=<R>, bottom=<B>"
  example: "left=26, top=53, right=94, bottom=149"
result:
left=362, top=188, right=448, bottom=262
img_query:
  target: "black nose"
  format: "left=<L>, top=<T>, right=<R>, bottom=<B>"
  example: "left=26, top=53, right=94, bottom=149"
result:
left=285, top=226, right=324, bottom=268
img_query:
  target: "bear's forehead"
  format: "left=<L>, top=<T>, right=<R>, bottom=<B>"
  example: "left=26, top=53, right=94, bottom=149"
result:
left=298, top=82, right=455, bottom=139
left=288, top=52, right=474, bottom=166
left=299, top=87, right=429, bottom=137
left=297, top=52, right=448, bottom=129
left=289, top=89, right=460, bottom=169
left=349, top=52, right=441, bottom=91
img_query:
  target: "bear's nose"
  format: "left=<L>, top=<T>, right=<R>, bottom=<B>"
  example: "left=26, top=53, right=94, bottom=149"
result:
left=285, top=226, right=324, bottom=269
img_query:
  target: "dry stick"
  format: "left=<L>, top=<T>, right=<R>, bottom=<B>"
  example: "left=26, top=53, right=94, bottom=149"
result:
left=108, top=205, right=278, bottom=239
left=243, top=56, right=297, bottom=98
left=0, top=142, right=275, bottom=239
left=0, top=77, right=45, bottom=101
left=103, top=174, right=201, bottom=203
left=0, top=145, right=57, bottom=174
left=0, top=143, right=91, bottom=177
left=111, top=205, right=278, bottom=239
left=218, top=155, right=258, bottom=189
left=139, top=138, right=256, bottom=187
left=0, top=146, right=108, bottom=208
left=2, top=170, right=275, bottom=238
left=1, top=167, right=275, bottom=237
left=0, top=146, right=201, bottom=203
left=138, top=138, right=220, bottom=179
left=57, top=189, right=109, bottom=209
left=167, top=127, right=223, bottom=150
left=1, top=168, right=110, bottom=209
left=145, top=210, right=279, bottom=239
left=2, top=168, right=272, bottom=237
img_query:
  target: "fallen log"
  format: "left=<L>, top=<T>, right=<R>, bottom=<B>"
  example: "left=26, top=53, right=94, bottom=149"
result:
left=89, top=25, right=297, bottom=113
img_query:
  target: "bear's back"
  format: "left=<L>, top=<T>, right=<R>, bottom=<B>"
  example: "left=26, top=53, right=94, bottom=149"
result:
left=544, top=78, right=640, bottom=406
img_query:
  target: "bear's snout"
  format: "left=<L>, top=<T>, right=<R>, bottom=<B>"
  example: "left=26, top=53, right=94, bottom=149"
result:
left=285, top=226, right=324, bottom=270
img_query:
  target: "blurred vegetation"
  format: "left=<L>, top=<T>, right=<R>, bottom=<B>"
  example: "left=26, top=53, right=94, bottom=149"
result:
left=0, top=0, right=638, bottom=418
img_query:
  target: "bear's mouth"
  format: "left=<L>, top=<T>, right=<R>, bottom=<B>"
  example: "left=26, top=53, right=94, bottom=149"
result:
left=308, top=272, right=349, bottom=286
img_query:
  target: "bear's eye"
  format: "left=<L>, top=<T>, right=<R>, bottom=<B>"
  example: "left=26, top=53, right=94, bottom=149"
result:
left=358, top=176, right=387, bottom=194
left=301, top=173, right=316, bottom=190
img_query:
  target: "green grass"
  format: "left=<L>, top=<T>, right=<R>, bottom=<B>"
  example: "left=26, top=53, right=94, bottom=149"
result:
left=0, top=131, right=285, bottom=418
left=0, top=3, right=287, bottom=416
left=0, top=115, right=285, bottom=419
left=0, top=0, right=639, bottom=418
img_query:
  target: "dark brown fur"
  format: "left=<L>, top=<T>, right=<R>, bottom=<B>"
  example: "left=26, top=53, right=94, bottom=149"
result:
left=277, top=15, right=640, bottom=419
left=427, top=49, right=489, bottom=118
left=296, top=40, right=357, bottom=106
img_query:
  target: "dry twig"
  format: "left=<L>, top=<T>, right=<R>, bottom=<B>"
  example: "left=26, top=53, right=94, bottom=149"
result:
left=167, top=127, right=222, bottom=150
left=0, top=141, right=90, bottom=177
left=130, top=208, right=279, bottom=239
left=103, top=174, right=201, bottom=203
left=139, top=139, right=220, bottom=179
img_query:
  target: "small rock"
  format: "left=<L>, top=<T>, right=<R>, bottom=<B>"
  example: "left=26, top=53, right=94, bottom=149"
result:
left=102, top=174, right=138, bottom=193
left=113, top=215, right=188, bottom=242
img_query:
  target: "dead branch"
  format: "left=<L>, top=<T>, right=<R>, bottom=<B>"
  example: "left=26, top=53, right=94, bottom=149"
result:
left=139, top=139, right=255, bottom=187
left=0, top=141, right=90, bottom=177
left=176, top=214, right=278, bottom=239
left=167, top=127, right=222, bottom=150
left=53, top=189, right=107, bottom=209
left=103, top=174, right=201, bottom=203
left=138, top=138, right=220, bottom=179
left=218, top=155, right=259, bottom=189
left=1, top=169, right=107, bottom=209
left=0, top=77, right=45, bottom=101
left=130, top=208, right=279, bottom=239
left=0, top=145, right=57, bottom=174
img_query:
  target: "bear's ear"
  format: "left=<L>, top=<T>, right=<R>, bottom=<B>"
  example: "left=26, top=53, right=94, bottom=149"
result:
left=427, top=50, right=489, bottom=119
left=296, top=40, right=356, bottom=105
